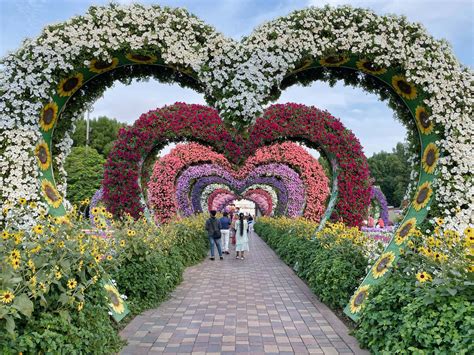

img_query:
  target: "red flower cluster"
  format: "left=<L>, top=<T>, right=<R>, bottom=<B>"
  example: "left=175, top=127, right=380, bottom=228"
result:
left=103, top=103, right=370, bottom=226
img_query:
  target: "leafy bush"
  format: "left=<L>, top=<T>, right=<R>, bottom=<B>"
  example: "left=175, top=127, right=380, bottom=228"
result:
left=255, top=217, right=369, bottom=309
left=64, top=146, right=105, bottom=205
left=109, top=215, right=208, bottom=314
left=354, top=255, right=474, bottom=353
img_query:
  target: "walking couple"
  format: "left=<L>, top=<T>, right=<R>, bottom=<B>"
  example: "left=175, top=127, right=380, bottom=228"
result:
left=205, top=210, right=249, bottom=260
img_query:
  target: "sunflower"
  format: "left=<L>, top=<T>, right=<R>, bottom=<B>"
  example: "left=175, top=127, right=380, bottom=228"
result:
left=10, top=249, right=20, bottom=259
left=34, top=141, right=51, bottom=171
left=77, top=302, right=84, bottom=312
left=95, top=254, right=102, bottom=263
left=416, top=271, right=432, bottom=283
left=18, top=197, right=27, bottom=205
left=396, top=217, right=417, bottom=242
left=120, top=240, right=126, bottom=247
left=106, top=255, right=113, bottom=261
left=91, top=207, right=99, bottom=215
left=57, top=73, right=84, bottom=97
left=39, top=102, right=59, bottom=131
left=41, top=180, right=63, bottom=208
left=349, top=285, right=370, bottom=314
left=0, top=291, right=15, bottom=304
left=464, top=227, right=473, bottom=238
left=415, top=106, right=434, bottom=135
left=356, top=59, right=387, bottom=75
left=2, top=231, right=9, bottom=240
left=67, top=279, right=77, bottom=290
left=372, top=251, right=396, bottom=278
left=89, top=57, right=119, bottom=74
left=104, top=284, right=125, bottom=314
left=11, top=259, right=20, bottom=270
left=127, top=229, right=135, bottom=237
left=413, top=181, right=433, bottom=211
left=125, top=53, right=157, bottom=64
left=319, top=55, right=349, bottom=67
left=392, top=75, right=417, bottom=100
left=421, top=143, right=439, bottom=174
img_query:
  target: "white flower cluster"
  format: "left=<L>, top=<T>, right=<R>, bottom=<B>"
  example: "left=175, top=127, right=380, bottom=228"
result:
left=0, top=4, right=472, bottom=232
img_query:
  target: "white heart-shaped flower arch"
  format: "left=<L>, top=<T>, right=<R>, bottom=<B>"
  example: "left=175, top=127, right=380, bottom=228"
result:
left=0, top=4, right=472, bottom=320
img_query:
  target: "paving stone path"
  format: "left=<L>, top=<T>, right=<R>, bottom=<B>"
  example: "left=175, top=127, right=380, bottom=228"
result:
left=120, top=232, right=369, bottom=354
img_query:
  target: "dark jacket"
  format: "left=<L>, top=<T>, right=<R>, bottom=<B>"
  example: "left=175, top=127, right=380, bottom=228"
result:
left=205, top=217, right=220, bottom=237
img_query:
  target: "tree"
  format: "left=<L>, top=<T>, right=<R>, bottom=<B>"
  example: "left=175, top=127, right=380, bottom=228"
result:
left=368, top=142, right=411, bottom=207
left=71, top=116, right=126, bottom=157
left=64, top=146, right=106, bottom=205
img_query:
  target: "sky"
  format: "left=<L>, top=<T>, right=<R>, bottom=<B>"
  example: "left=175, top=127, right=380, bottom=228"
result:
left=1, top=0, right=472, bottom=157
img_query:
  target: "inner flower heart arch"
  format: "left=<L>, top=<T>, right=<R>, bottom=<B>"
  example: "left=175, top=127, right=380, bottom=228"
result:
left=147, top=142, right=330, bottom=223
left=103, top=103, right=369, bottom=227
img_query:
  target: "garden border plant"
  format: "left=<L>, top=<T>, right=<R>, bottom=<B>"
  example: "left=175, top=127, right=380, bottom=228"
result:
left=1, top=3, right=471, bottom=320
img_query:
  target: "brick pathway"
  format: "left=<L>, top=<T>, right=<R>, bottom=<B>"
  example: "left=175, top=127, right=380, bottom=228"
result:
left=120, top=232, right=369, bottom=354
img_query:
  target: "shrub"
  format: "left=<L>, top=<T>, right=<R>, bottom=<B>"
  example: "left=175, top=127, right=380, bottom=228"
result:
left=354, top=256, right=474, bottom=353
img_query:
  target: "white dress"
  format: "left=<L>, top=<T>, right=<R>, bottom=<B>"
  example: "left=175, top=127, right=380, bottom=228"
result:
left=235, top=220, right=249, bottom=252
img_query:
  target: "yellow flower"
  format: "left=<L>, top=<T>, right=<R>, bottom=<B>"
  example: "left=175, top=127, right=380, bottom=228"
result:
left=127, top=230, right=136, bottom=237
left=100, top=207, right=106, bottom=214
left=2, top=231, right=9, bottom=240
left=91, top=207, right=99, bottom=215
left=67, top=279, right=77, bottom=290
left=106, top=255, right=113, bottom=261
left=413, top=182, right=433, bottom=211
left=395, top=218, right=416, bottom=245
left=104, top=284, right=125, bottom=314
left=416, top=271, right=432, bottom=283
left=57, top=73, right=83, bottom=97
left=89, top=57, right=119, bottom=74
left=27, top=259, right=35, bottom=270
left=372, top=251, right=396, bottom=279
left=10, top=250, right=20, bottom=259
left=415, top=106, right=434, bottom=135
left=29, top=201, right=37, bottom=209
left=77, top=302, right=84, bottom=311
left=0, top=291, right=15, bottom=304
left=464, top=227, right=473, bottom=238
left=35, top=141, right=51, bottom=171
left=125, top=53, right=157, bottom=64
left=349, top=285, right=370, bottom=314
left=39, top=102, right=58, bottom=131
left=30, top=276, right=37, bottom=287
left=55, top=271, right=62, bottom=280
left=32, top=224, right=43, bottom=235
left=319, top=55, right=349, bottom=67
left=422, top=143, right=439, bottom=174
left=392, top=75, right=417, bottom=100
left=18, top=197, right=27, bottom=205
left=58, top=241, right=65, bottom=248
left=120, top=240, right=126, bottom=247
left=39, top=282, right=47, bottom=292
left=11, top=258, right=21, bottom=270
left=356, top=59, right=387, bottom=75
left=41, top=180, right=63, bottom=208
left=95, top=255, right=102, bottom=263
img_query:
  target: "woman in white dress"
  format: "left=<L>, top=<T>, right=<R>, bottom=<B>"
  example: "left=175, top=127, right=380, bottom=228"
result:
left=235, top=213, right=249, bottom=259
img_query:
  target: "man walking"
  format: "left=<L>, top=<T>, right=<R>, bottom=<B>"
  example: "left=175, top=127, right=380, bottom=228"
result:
left=219, top=211, right=231, bottom=254
left=205, top=210, right=223, bottom=260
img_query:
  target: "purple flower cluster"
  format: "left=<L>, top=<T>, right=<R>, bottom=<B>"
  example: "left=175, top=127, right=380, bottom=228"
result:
left=175, top=163, right=305, bottom=217
left=370, top=186, right=390, bottom=226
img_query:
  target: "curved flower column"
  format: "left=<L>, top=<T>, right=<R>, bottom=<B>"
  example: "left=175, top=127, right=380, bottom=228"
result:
left=243, top=184, right=278, bottom=211
left=370, top=186, right=390, bottom=226
left=244, top=189, right=273, bottom=215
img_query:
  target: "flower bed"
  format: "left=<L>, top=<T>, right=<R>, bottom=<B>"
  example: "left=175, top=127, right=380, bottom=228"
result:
left=0, top=203, right=208, bottom=353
